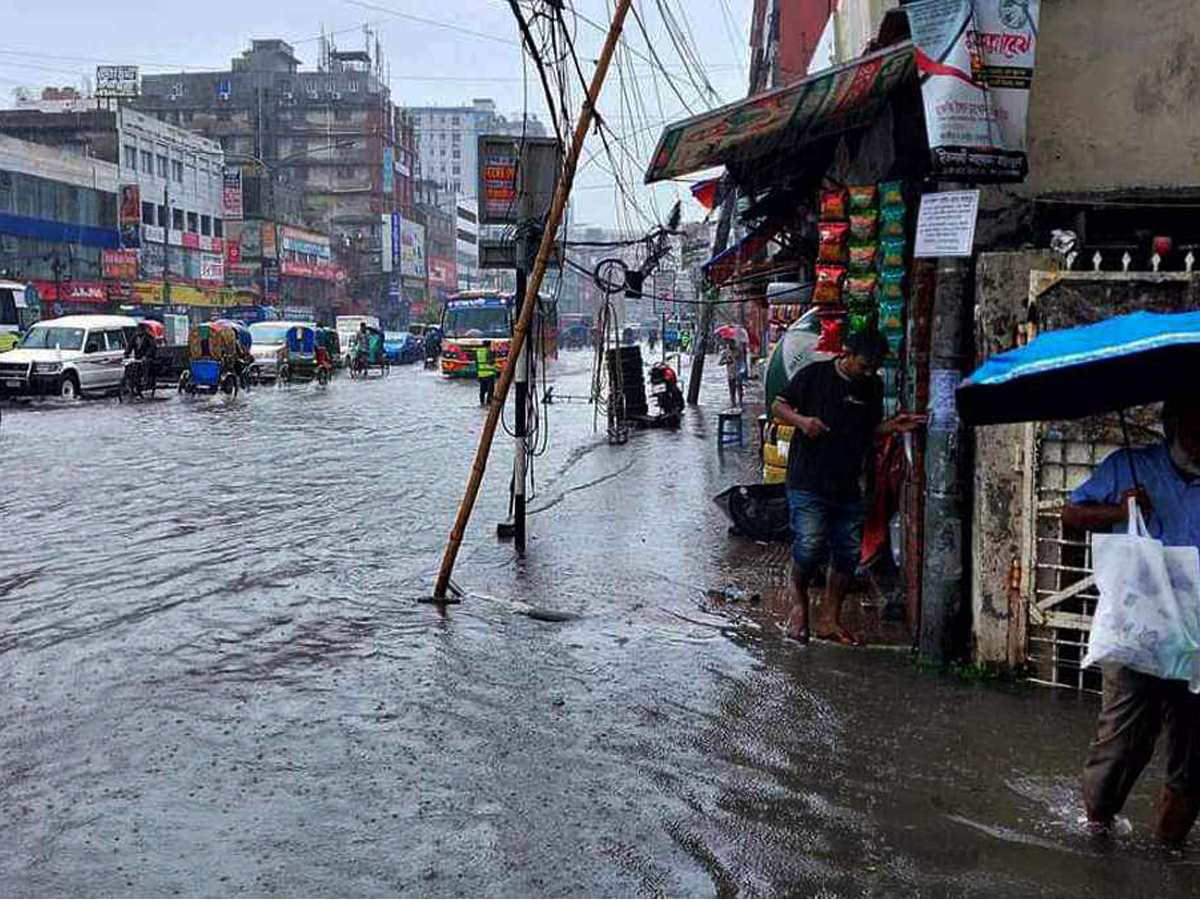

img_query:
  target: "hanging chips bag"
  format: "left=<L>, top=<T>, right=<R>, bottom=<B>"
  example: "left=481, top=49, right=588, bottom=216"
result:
left=814, top=265, right=846, bottom=303
left=849, top=242, right=878, bottom=272
left=885, top=331, right=903, bottom=358
left=846, top=273, right=878, bottom=304
left=881, top=237, right=906, bottom=269
left=848, top=184, right=878, bottom=211
left=879, top=268, right=905, bottom=301
left=818, top=221, right=850, bottom=264
left=820, top=187, right=848, bottom=221
left=848, top=310, right=876, bottom=334
left=814, top=315, right=844, bottom=352
left=878, top=299, right=905, bottom=332
left=849, top=211, right=879, bottom=242
left=879, top=181, right=904, bottom=210
left=880, top=205, right=906, bottom=238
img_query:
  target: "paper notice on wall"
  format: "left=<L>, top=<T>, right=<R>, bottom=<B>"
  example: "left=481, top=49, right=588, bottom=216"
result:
left=914, top=190, right=980, bottom=257
left=929, top=368, right=961, bottom=432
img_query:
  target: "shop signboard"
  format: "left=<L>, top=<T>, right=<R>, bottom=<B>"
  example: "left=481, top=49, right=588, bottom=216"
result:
left=227, top=238, right=241, bottom=264
left=280, top=227, right=331, bottom=260
left=30, top=280, right=107, bottom=303
left=477, top=135, right=561, bottom=226
left=103, top=249, right=138, bottom=279
left=140, top=244, right=164, bottom=279
left=280, top=260, right=338, bottom=281
left=645, top=43, right=915, bottom=183
left=392, top=213, right=402, bottom=278
left=96, top=65, right=139, bottom=98
left=261, top=223, right=278, bottom=260
left=119, top=184, right=141, bottom=249
left=200, top=253, right=225, bottom=282
left=382, top=147, right=394, bottom=196
left=400, top=217, right=425, bottom=279
left=381, top=213, right=394, bottom=273
left=906, top=0, right=1041, bottom=182
left=222, top=166, right=243, bottom=220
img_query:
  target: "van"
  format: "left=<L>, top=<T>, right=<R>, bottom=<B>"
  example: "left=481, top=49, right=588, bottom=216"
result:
left=0, top=314, right=139, bottom=399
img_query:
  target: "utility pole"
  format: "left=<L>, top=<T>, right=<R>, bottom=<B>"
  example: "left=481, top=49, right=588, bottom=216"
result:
left=434, top=0, right=634, bottom=600
left=920, top=184, right=971, bottom=664
left=162, top=184, right=171, bottom=308
left=686, top=191, right=735, bottom=405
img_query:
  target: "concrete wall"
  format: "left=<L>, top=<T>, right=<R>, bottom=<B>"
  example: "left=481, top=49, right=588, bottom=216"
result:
left=971, top=250, right=1054, bottom=666
left=1025, top=0, right=1200, bottom=197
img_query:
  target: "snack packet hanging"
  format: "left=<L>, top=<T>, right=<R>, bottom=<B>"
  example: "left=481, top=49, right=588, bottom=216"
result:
left=879, top=181, right=904, bottom=210
left=850, top=211, right=879, bottom=242
left=881, top=237, right=906, bottom=269
left=849, top=242, right=878, bottom=272
left=820, top=188, right=848, bottom=221
left=879, top=268, right=905, bottom=301
left=814, top=316, right=844, bottom=352
left=878, top=299, right=905, bottom=332
left=885, top=331, right=903, bottom=358
left=814, top=265, right=846, bottom=303
left=880, top=205, right=906, bottom=238
left=848, top=310, right=876, bottom=334
left=846, top=273, right=878, bottom=304
left=848, top=185, right=878, bottom=211
left=818, top=221, right=850, bottom=264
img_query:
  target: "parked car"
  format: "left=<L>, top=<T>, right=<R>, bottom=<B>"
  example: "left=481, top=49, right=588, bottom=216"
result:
left=383, top=331, right=422, bottom=365
left=0, top=314, right=139, bottom=399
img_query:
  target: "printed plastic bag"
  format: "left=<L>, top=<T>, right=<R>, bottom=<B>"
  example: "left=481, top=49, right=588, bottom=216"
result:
left=818, top=222, right=850, bottom=263
left=1082, top=499, right=1200, bottom=690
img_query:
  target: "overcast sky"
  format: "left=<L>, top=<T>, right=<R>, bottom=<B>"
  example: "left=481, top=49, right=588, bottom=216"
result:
left=0, top=0, right=750, bottom=231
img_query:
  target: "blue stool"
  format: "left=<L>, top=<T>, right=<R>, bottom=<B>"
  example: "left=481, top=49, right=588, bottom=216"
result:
left=718, top=411, right=744, bottom=447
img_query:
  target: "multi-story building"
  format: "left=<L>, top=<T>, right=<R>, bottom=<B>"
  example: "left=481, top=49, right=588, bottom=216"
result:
left=414, top=178, right=457, bottom=321
left=454, top=200, right=480, bottom=293
left=0, top=106, right=229, bottom=319
left=0, top=134, right=119, bottom=317
left=134, top=36, right=399, bottom=317
left=404, top=99, right=546, bottom=200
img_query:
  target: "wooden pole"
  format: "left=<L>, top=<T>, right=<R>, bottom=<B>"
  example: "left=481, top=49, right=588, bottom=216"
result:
left=433, top=0, right=635, bottom=600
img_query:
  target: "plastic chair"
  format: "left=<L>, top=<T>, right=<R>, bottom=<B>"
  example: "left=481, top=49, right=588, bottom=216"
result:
left=718, top=411, right=744, bottom=447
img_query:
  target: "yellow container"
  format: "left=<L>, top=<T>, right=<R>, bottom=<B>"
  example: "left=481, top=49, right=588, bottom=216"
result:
left=764, top=439, right=790, bottom=469
left=763, top=463, right=787, bottom=485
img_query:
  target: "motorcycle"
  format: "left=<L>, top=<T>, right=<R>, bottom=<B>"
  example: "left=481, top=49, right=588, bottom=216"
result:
left=119, top=356, right=156, bottom=401
left=646, top=361, right=684, bottom=429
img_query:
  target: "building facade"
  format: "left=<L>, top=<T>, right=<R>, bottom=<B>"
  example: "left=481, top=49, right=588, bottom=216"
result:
left=135, top=37, right=398, bottom=316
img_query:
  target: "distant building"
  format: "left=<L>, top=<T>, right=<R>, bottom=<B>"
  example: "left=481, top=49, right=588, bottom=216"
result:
left=134, top=36, right=399, bottom=317
left=403, top=99, right=547, bottom=201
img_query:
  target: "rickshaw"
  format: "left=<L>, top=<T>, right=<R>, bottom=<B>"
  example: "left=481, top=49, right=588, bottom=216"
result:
left=315, top=327, right=342, bottom=370
left=348, top=324, right=390, bottom=378
left=219, top=319, right=256, bottom=390
left=278, top=324, right=332, bottom=387
left=178, top=320, right=242, bottom=397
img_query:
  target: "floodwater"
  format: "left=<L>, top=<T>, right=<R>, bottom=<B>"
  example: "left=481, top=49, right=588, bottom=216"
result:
left=1, top=351, right=1196, bottom=897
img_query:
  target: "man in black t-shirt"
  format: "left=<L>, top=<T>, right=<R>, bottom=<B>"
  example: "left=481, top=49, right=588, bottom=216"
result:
left=771, top=330, right=923, bottom=645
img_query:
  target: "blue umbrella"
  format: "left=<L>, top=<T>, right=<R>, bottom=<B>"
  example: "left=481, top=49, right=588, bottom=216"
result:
left=957, top=310, right=1200, bottom=426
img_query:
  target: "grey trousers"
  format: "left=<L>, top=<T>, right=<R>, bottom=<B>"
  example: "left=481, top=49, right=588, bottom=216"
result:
left=1083, top=665, right=1200, bottom=819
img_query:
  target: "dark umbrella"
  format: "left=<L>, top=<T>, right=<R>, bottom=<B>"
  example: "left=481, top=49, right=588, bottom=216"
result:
left=957, top=309, right=1200, bottom=481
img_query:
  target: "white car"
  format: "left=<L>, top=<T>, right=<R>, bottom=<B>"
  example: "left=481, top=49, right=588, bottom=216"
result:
left=248, top=320, right=314, bottom=381
left=0, top=314, right=140, bottom=399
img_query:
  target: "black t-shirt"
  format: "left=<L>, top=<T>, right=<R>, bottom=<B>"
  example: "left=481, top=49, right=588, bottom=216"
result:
left=780, top=359, right=883, bottom=501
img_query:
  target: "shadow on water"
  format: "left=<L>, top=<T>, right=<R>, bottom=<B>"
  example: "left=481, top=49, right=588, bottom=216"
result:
left=1, top=357, right=1198, bottom=896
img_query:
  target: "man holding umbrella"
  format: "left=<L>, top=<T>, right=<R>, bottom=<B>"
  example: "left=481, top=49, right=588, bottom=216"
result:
left=1063, top=397, right=1200, bottom=844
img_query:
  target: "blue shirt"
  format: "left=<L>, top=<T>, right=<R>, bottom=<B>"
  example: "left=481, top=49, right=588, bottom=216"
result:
left=1070, top=443, right=1200, bottom=549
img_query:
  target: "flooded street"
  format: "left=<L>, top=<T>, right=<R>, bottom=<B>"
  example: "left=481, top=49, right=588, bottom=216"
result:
left=2, top=352, right=1196, bottom=897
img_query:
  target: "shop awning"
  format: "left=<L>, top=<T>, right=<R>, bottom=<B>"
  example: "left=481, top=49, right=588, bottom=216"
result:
left=644, top=42, right=916, bottom=185
left=701, top=218, right=784, bottom=288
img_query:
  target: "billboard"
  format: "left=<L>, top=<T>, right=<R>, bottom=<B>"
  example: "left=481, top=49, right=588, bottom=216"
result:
left=199, top=253, right=225, bottom=282
left=906, top=0, right=1041, bottom=182
left=381, top=213, right=394, bottom=273
left=477, top=135, right=561, bottom=226
left=119, top=184, right=141, bottom=249
left=222, top=166, right=243, bottom=220
left=382, top=147, right=394, bottom=196
left=96, top=65, right=139, bottom=99
left=400, top=218, right=425, bottom=279
left=102, top=249, right=138, bottom=279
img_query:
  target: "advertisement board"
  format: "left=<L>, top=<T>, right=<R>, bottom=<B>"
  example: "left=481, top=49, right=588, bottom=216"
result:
left=222, top=166, right=243, bottom=220
left=96, top=65, right=139, bottom=99
left=119, top=184, right=141, bottom=249
left=477, top=136, right=561, bottom=226
left=199, top=253, right=225, bottom=282
left=400, top=218, right=425, bottom=279
left=906, top=0, right=1041, bottom=182
left=382, top=147, right=394, bottom=197
left=103, top=249, right=138, bottom=280
left=381, top=213, right=394, bottom=273
left=280, top=227, right=331, bottom=260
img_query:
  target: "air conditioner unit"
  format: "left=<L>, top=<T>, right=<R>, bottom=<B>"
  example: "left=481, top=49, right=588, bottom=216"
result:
left=283, top=91, right=294, bottom=101
left=330, top=92, right=342, bottom=100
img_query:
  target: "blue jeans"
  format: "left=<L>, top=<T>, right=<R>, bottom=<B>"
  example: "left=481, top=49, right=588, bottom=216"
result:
left=788, top=489, right=864, bottom=586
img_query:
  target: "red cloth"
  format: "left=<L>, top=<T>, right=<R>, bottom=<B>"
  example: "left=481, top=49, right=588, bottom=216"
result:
left=861, top=430, right=906, bottom=567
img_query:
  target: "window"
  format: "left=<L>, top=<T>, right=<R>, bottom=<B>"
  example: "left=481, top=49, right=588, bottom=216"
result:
left=157, top=154, right=168, bottom=177
left=347, top=80, right=359, bottom=92
left=452, top=165, right=460, bottom=175
left=452, top=115, right=460, bottom=125
left=452, top=180, right=461, bottom=194
left=172, top=160, right=184, bottom=182
left=216, top=110, right=232, bottom=122
left=124, top=145, right=137, bottom=169
left=452, top=132, right=460, bottom=143
left=293, top=166, right=308, bottom=183
left=141, top=201, right=155, bottom=225
left=334, top=108, right=352, bottom=122
left=172, top=208, right=184, bottom=231
left=187, top=211, right=198, bottom=233
left=200, top=214, right=211, bottom=236
left=452, top=149, right=460, bottom=160
left=158, top=204, right=167, bottom=226
left=213, top=219, right=223, bottom=238
left=337, top=165, right=358, bottom=179
left=85, top=331, right=107, bottom=353
left=140, top=149, right=153, bottom=173
left=105, top=329, right=127, bottom=351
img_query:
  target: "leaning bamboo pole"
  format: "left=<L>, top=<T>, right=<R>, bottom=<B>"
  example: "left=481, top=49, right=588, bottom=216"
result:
left=433, top=0, right=635, bottom=600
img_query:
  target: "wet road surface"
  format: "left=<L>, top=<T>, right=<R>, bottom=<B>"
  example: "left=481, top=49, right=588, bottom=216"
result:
left=3, top=352, right=1198, bottom=897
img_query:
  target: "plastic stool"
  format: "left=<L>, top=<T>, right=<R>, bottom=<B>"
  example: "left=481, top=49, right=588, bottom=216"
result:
left=718, top=411, right=744, bottom=447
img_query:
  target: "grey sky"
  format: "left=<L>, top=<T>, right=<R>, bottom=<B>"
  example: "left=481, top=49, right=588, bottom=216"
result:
left=0, top=0, right=751, bottom=230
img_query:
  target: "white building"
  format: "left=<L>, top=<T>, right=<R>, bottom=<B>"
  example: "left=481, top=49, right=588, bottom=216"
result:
left=455, top=199, right=479, bottom=293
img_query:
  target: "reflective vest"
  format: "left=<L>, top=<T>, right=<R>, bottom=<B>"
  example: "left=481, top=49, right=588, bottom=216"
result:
left=475, top=347, right=496, bottom=378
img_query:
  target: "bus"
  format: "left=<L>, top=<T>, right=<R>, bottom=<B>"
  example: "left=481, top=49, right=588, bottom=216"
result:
left=0, top=281, right=38, bottom=352
left=439, top=293, right=558, bottom=378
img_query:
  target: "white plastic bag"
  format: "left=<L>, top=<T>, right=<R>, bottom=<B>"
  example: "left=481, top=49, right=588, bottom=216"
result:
left=1083, top=499, right=1200, bottom=691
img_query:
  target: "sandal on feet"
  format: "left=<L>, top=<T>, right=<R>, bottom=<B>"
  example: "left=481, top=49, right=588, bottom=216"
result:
left=816, top=628, right=860, bottom=647
left=778, top=623, right=809, bottom=645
